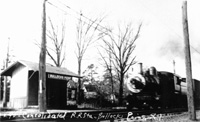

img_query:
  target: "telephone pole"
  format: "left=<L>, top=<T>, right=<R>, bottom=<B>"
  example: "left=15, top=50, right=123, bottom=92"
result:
left=173, top=60, right=177, bottom=84
left=38, top=0, right=47, bottom=112
left=3, top=38, right=10, bottom=107
left=182, top=1, right=196, bottom=120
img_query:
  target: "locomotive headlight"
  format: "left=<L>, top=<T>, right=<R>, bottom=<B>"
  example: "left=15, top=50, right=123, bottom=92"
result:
left=126, top=74, right=146, bottom=93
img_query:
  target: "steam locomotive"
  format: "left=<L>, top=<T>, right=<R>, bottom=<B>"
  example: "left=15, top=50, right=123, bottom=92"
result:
left=125, top=63, right=200, bottom=110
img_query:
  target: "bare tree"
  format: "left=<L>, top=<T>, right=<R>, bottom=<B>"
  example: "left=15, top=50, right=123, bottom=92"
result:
left=35, top=17, right=66, bottom=67
left=46, top=17, right=66, bottom=67
left=98, top=44, right=115, bottom=103
left=75, top=14, right=104, bottom=104
left=99, top=23, right=142, bottom=105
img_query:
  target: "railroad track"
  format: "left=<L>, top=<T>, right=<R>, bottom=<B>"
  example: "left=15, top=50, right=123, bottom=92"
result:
left=0, top=108, right=188, bottom=122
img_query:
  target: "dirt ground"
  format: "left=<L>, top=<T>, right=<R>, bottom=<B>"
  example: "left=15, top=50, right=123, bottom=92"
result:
left=159, top=110, right=200, bottom=122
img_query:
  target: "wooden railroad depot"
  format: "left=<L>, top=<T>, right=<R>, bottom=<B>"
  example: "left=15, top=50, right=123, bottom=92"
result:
left=0, top=60, right=81, bottom=109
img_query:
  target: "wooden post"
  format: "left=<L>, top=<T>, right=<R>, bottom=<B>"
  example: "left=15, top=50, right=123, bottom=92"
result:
left=3, top=38, right=10, bottom=107
left=38, top=0, right=47, bottom=112
left=77, top=60, right=81, bottom=105
left=182, top=1, right=196, bottom=120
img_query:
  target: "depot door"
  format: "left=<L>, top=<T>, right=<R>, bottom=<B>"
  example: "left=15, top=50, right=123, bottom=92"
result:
left=47, top=79, right=67, bottom=109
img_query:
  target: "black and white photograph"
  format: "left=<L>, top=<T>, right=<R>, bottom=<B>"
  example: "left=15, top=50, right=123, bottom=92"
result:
left=0, top=0, right=200, bottom=121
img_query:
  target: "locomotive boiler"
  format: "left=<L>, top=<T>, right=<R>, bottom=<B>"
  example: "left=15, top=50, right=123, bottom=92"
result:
left=125, top=63, right=196, bottom=110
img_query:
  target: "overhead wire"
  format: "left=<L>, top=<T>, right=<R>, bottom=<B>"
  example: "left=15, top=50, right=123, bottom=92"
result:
left=49, top=0, right=200, bottom=56
left=47, top=1, right=71, bottom=16
left=52, top=0, right=111, bottom=32
left=47, top=0, right=142, bottom=46
left=48, top=0, right=200, bottom=57
left=47, top=0, right=113, bottom=61
left=47, top=1, right=112, bottom=43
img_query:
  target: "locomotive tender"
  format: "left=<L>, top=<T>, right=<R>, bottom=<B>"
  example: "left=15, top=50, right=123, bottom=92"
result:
left=125, top=63, right=200, bottom=109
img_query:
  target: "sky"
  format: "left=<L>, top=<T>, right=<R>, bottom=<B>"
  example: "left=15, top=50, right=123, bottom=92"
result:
left=0, top=0, right=200, bottom=80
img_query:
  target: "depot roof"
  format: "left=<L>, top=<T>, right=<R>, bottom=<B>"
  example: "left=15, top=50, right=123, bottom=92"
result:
left=0, top=60, right=81, bottom=78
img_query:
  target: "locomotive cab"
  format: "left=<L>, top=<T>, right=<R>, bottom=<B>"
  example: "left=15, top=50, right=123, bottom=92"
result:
left=158, top=72, right=187, bottom=108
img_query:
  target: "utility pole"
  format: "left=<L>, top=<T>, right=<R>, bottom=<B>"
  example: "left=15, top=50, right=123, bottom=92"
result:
left=173, top=60, right=181, bottom=92
left=182, top=1, right=196, bottom=120
left=38, top=0, right=47, bottom=112
left=173, top=60, right=177, bottom=85
left=173, top=60, right=178, bottom=84
left=3, top=38, right=10, bottom=107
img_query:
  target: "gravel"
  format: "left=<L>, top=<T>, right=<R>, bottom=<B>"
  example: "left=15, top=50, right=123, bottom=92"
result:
left=158, top=110, right=200, bottom=122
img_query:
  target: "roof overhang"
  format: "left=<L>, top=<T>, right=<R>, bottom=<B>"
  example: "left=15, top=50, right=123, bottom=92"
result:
left=0, top=60, right=82, bottom=78
left=0, top=62, right=21, bottom=76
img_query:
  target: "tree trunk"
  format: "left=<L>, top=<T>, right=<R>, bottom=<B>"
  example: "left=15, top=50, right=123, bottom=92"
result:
left=119, top=72, right=124, bottom=106
left=77, top=59, right=82, bottom=104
